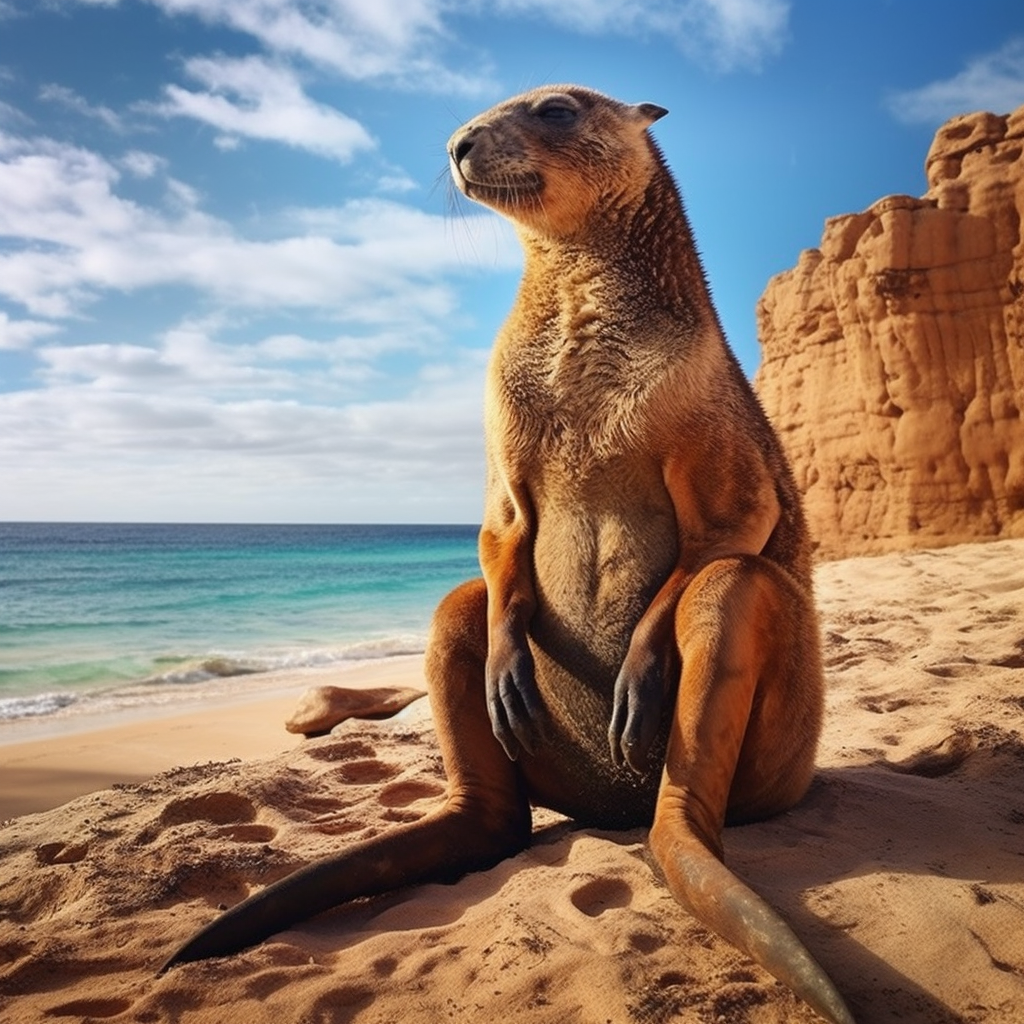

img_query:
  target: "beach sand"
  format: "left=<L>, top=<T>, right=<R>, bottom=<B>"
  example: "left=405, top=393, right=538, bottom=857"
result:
left=0, top=658, right=426, bottom=822
left=1, top=540, right=1023, bottom=1023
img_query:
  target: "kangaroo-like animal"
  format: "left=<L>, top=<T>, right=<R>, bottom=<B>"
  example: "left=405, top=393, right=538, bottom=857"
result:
left=162, top=85, right=854, bottom=1024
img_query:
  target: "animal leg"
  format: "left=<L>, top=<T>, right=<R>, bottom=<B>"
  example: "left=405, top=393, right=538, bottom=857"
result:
left=160, top=578, right=531, bottom=970
left=649, top=556, right=854, bottom=1024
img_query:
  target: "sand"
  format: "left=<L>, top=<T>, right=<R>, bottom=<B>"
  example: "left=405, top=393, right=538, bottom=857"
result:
left=0, top=658, right=425, bottom=822
left=1, top=539, right=1023, bottom=1023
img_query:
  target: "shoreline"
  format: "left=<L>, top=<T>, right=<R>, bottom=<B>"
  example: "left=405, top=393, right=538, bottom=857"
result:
left=0, top=655, right=428, bottom=820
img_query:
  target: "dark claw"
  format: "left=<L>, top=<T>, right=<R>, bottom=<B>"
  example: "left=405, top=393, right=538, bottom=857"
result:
left=486, top=643, right=545, bottom=760
left=487, top=683, right=520, bottom=760
left=609, top=658, right=664, bottom=773
left=608, top=693, right=629, bottom=770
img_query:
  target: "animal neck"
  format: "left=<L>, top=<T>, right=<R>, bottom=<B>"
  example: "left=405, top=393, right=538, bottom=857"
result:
left=515, top=162, right=717, bottom=335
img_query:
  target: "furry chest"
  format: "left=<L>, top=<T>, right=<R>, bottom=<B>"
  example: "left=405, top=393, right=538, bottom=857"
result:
left=496, top=348, right=657, bottom=467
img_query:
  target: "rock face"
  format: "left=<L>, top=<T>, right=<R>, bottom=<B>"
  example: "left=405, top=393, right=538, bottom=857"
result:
left=755, top=105, right=1024, bottom=559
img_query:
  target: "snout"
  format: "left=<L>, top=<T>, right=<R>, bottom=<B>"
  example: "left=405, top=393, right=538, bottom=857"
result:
left=445, top=119, right=542, bottom=212
left=447, top=125, right=476, bottom=167
left=447, top=123, right=483, bottom=191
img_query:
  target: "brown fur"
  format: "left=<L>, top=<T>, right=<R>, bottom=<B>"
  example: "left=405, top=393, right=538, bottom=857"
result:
left=162, top=86, right=853, bottom=1024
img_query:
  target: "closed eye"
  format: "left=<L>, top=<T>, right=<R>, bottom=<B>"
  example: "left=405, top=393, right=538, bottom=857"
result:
left=536, top=103, right=577, bottom=124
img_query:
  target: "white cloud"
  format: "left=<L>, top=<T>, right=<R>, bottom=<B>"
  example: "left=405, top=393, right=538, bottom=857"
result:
left=0, top=118, right=514, bottom=519
left=0, top=128, right=518, bottom=319
left=133, top=0, right=495, bottom=95
left=0, top=345, right=489, bottom=521
left=61, top=0, right=782, bottom=137
left=120, top=150, right=166, bottom=178
left=0, top=311, right=61, bottom=349
left=164, top=177, right=202, bottom=210
left=39, top=83, right=125, bottom=131
left=154, top=54, right=376, bottom=162
left=887, top=38, right=1024, bottom=124
left=376, top=172, right=418, bottom=194
left=0, top=97, right=32, bottom=127
left=78, top=0, right=788, bottom=93
left=5, top=0, right=813, bottom=523
left=39, top=342, right=190, bottom=385
left=697, top=0, right=790, bottom=69
left=494, top=0, right=790, bottom=71
left=0, top=359, right=486, bottom=460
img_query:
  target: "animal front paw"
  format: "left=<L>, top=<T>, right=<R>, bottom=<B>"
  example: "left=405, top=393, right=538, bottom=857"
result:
left=609, top=651, right=665, bottom=773
left=485, top=636, right=546, bottom=760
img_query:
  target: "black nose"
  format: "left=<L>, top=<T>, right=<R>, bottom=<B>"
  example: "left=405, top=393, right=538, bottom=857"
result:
left=452, top=136, right=474, bottom=165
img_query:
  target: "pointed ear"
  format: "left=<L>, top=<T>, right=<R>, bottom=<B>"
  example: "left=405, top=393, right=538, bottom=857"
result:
left=634, top=102, right=668, bottom=126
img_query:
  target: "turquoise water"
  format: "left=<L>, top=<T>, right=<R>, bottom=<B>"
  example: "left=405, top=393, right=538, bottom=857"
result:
left=0, top=522, right=480, bottom=722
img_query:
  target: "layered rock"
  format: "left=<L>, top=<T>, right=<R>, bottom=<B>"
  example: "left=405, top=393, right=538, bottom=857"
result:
left=755, top=105, right=1024, bottom=559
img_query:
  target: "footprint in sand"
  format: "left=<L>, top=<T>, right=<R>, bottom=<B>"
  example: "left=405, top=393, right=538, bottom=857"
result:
left=989, top=640, right=1024, bottom=669
left=885, top=730, right=976, bottom=777
left=145, top=793, right=291, bottom=903
left=300, top=737, right=407, bottom=785
left=377, top=778, right=446, bottom=823
left=923, top=660, right=979, bottom=679
left=306, top=985, right=376, bottom=1018
left=160, top=791, right=257, bottom=826
left=569, top=876, right=633, bottom=917
left=628, top=930, right=669, bottom=954
left=327, top=758, right=402, bottom=785
left=856, top=694, right=919, bottom=714
left=43, top=998, right=132, bottom=1019
left=294, top=737, right=438, bottom=826
left=378, top=778, right=446, bottom=808
left=216, top=822, right=277, bottom=843
left=303, top=738, right=378, bottom=762
left=156, top=791, right=278, bottom=844
left=824, top=633, right=901, bottom=669
left=34, top=841, right=89, bottom=865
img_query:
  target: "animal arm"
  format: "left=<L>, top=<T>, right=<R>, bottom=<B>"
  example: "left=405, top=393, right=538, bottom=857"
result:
left=479, top=480, right=544, bottom=760
left=609, top=453, right=782, bottom=771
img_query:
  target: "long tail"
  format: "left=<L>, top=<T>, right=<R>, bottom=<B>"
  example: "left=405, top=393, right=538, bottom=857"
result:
left=159, top=807, right=527, bottom=973
left=657, top=836, right=855, bottom=1024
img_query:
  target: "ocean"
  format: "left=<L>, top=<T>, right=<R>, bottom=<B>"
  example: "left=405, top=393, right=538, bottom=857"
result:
left=0, top=522, right=480, bottom=726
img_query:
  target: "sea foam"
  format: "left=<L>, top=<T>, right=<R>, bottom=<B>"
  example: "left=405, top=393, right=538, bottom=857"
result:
left=0, top=692, right=79, bottom=720
left=138, top=635, right=428, bottom=687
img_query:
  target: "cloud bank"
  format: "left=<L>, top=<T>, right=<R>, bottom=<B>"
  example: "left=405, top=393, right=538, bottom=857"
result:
left=2, top=0, right=795, bottom=520
left=0, top=124, right=516, bottom=320
left=154, top=56, right=375, bottom=162
left=0, top=110, right=517, bottom=519
left=888, top=38, right=1024, bottom=124
left=495, top=0, right=791, bottom=72
left=49, top=0, right=794, bottom=163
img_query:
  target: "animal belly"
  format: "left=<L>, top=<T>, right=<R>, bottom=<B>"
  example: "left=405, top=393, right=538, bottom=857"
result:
left=522, top=644, right=671, bottom=828
left=523, top=499, right=677, bottom=827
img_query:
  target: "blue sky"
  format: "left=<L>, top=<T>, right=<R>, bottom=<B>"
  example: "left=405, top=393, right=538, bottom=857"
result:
left=1, top=1, right=1022, bottom=523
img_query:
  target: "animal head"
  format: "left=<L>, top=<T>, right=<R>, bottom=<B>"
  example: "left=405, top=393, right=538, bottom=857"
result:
left=448, top=85, right=667, bottom=239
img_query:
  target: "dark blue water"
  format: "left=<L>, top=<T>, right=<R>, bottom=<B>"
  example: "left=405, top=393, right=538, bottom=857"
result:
left=0, top=523, right=480, bottom=721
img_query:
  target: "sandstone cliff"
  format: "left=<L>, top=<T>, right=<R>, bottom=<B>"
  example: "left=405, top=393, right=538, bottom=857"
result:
left=754, top=104, right=1024, bottom=559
